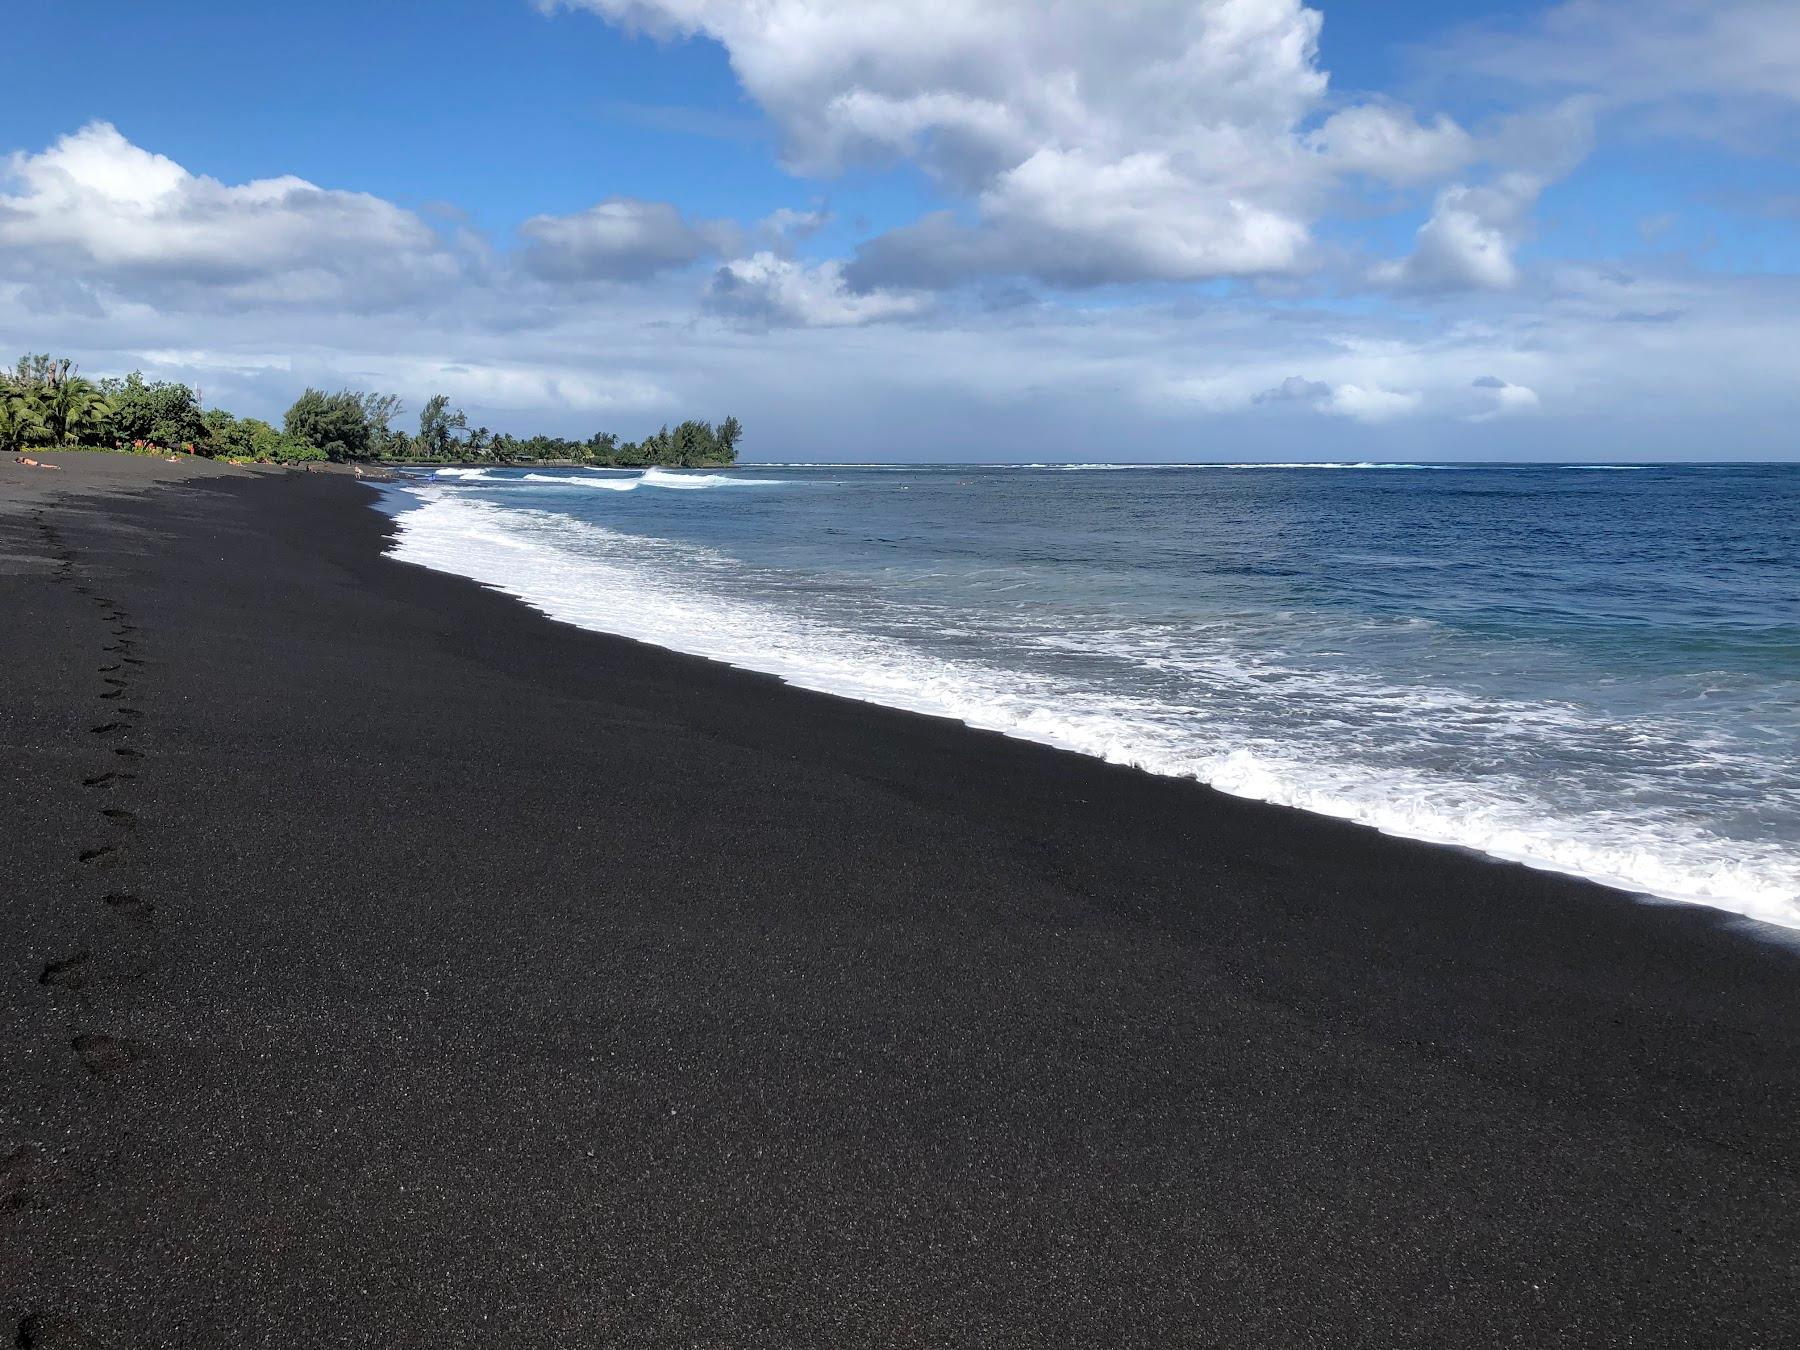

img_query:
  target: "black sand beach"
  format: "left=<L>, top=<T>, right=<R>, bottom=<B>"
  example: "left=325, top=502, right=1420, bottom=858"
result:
left=4, top=455, right=1797, bottom=1347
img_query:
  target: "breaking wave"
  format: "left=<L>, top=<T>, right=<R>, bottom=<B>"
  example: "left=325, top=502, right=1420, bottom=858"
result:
left=386, top=492, right=1800, bottom=930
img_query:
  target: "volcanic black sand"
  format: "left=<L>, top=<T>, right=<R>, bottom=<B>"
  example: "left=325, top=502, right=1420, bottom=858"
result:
left=3, top=454, right=1797, bottom=1348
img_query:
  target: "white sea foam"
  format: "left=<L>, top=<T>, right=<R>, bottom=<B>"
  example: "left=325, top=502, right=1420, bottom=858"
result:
left=640, top=466, right=788, bottom=489
left=388, top=493, right=1800, bottom=930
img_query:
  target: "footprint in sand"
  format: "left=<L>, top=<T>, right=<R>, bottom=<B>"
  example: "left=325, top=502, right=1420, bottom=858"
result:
left=76, top=844, right=118, bottom=867
left=70, top=1033, right=141, bottom=1080
left=82, top=771, right=134, bottom=788
left=39, top=951, right=91, bottom=991
left=2, top=1144, right=52, bottom=1213
left=100, top=808, right=137, bottom=829
left=14, top=1310, right=99, bottom=1348
left=102, top=893, right=154, bottom=921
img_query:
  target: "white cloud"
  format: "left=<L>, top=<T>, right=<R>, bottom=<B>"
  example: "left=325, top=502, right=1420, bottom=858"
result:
left=549, top=0, right=1356, bottom=288
left=518, top=198, right=737, bottom=280
left=1326, top=382, right=1422, bottom=423
left=1307, top=104, right=1474, bottom=184
left=0, top=122, right=459, bottom=308
left=1377, top=179, right=1529, bottom=292
left=366, top=355, right=669, bottom=414
left=759, top=206, right=832, bottom=241
left=1466, top=374, right=1541, bottom=421
left=1252, top=373, right=1421, bottom=422
left=706, top=251, right=929, bottom=327
left=1373, top=103, right=1594, bottom=293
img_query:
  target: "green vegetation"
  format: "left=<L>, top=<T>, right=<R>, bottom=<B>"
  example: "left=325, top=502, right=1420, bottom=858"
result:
left=471, top=413, right=743, bottom=468
left=1, top=351, right=742, bottom=467
left=393, top=395, right=741, bottom=467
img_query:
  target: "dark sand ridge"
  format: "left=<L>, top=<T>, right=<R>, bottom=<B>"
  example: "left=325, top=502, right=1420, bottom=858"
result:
left=2, top=455, right=1796, bottom=1348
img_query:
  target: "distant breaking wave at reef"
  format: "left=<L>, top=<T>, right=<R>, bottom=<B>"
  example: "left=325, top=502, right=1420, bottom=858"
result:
left=434, top=466, right=787, bottom=491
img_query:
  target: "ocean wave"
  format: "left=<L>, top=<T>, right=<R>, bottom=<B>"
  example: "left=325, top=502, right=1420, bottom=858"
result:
left=640, top=466, right=788, bottom=489
left=515, top=471, right=636, bottom=489
left=386, top=495, right=1800, bottom=930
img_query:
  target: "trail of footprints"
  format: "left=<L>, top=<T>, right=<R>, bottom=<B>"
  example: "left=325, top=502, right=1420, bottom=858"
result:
left=15, top=517, right=161, bottom=1343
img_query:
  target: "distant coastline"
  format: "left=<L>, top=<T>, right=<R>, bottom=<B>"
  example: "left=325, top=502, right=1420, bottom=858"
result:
left=2, top=350, right=742, bottom=469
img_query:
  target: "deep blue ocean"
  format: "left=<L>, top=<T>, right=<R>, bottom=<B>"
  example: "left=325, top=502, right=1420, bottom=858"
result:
left=386, top=462, right=1800, bottom=928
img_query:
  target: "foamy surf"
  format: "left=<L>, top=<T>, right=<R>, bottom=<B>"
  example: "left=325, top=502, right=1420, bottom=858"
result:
left=386, top=490, right=1800, bottom=931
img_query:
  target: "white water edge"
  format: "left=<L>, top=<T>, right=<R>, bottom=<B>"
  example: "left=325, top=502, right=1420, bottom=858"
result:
left=388, top=491, right=1800, bottom=931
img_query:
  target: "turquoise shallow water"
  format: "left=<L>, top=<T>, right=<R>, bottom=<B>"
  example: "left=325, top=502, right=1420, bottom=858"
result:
left=386, top=462, right=1800, bottom=927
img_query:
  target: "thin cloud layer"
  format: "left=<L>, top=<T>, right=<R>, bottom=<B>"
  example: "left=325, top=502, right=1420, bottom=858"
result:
left=518, top=198, right=738, bottom=281
left=1444, top=0, right=1800, bottom=110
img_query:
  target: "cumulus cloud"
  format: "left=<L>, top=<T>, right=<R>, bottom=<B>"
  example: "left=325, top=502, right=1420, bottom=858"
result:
left=1373, top=102, right=1594, bottom=293
left=1253, top=374, right=1421, bottom=422
left=1307, top=104, right=1474, bottom=184
left=847, top=146, right=1312, bottom=289
left=1328, top=382, right=1423, bottom=422
left=705, top=252, right=928, bottom=327
left=0, top=122, right=459, bottom=309
left=1466, top=375, right=1540, bottom=421
left=518, top=197, right=737, bottom=281
left=1377, top=178, right=1531, bottom=291
left=549, top=0, right=1364, bottom=288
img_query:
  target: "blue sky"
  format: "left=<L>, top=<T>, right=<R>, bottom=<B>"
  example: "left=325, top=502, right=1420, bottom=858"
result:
left=3, top=0, right=1797, bottom=460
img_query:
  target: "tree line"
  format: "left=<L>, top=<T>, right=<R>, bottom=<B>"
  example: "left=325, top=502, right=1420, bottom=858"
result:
left=1, top=354, right=741, bottom=467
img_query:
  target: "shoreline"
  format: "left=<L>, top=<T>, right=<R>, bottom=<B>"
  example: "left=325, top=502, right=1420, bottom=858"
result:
left=4, top=458, right=1798, bottom=1345
left=385, top=467, right=1794, bottom=928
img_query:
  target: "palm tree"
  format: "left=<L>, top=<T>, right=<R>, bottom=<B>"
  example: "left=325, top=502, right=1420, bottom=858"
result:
left=0, top=390, right=48, bottom=453
left=36, top=375, right=113, bottom=446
